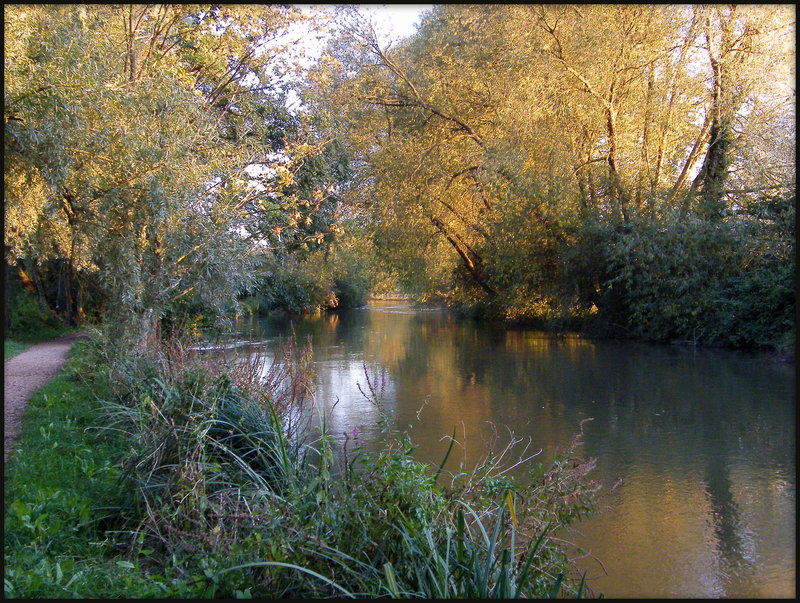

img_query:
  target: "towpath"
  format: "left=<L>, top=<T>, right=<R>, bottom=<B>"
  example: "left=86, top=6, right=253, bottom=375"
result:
left=4, top=333, right=83, bottom=466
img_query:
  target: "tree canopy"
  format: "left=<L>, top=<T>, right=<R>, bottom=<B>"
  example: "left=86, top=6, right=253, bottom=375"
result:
left=5, top=4, right=341, bottom=340
left=303, top=4, right=794, bottom=347
left=5, top=4, right=795, bottom=349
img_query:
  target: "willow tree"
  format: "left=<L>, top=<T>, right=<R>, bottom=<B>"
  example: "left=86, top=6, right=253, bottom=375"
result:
left=4, top=4, right=330, bottom=341
left=685, top=5, right=795, bottom=218
left=306, top=4, right=794, bottom=330
left=305, top=5, right=536, bottom=299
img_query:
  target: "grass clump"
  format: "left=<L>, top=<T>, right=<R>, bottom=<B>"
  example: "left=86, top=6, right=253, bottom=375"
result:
left=4, top=340, right=31, bottom=360
left=5, top=327, right=603, bottom=598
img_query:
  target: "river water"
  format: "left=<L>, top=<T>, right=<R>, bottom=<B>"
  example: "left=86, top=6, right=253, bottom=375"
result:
left=225, top=300, right=795, bottom=598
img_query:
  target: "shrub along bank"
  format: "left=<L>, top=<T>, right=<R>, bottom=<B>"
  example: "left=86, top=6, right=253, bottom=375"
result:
left=4, top=330, right=602, bottom=598
left=446, top=195, right=795, bottom=352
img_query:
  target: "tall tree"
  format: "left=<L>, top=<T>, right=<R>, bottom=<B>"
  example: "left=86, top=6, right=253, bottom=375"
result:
left=4, top=5, right=324, bottom=339
left=687, top=5, right=794, bottom=218
left=305, top=4, right=794, bottom=333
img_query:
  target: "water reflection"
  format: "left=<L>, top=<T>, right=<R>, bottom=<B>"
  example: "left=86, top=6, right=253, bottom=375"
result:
left=223, top=301, right=795, bottom=598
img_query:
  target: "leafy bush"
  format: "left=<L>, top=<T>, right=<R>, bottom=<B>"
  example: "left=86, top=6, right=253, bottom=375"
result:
left=328, top=231, right=382, bottom=309
left=595, top=206, right=795, bottom=348
left=7, top=290, right=66, bottom=341
left=253, top=251, right=337, bottom=315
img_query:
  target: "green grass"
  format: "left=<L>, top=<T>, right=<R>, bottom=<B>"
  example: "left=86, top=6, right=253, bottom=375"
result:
left=3, top=341, right=193, bottom=598
left=4, top=340, right=31, bottom=360
left=4, top=334, right=602, bottom=598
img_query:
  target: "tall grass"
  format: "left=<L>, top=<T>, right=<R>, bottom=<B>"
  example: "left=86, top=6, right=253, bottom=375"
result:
left=6, top=325, right=603, bottom=598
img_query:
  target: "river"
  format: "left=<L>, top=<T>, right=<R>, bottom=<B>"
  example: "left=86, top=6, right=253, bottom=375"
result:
left=223, top=299, right=795, bottom=598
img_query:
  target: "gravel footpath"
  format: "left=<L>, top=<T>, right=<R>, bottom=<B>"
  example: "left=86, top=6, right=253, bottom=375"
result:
left=4, top=333, right=84, bottom=467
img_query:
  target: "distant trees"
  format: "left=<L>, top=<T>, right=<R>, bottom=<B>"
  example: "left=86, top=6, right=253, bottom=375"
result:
left=305, top=4, right=795, bottom=348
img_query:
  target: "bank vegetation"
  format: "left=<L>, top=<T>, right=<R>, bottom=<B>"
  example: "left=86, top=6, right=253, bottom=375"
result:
left=3, top=5, right=795, bottom=596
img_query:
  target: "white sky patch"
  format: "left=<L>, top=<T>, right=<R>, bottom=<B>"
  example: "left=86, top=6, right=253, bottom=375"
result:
left=294, top=4, right=429, bottom=47
left=355, top=4, right=430, bottom=46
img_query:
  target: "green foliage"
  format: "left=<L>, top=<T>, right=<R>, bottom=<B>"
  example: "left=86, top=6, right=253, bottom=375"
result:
left=440, top=189, right=795, bottom=350
left=307, top=5, right=794, bottom=350
left=3, top=341, right=135, bottom=598
left=6, top=290, right=68, bottom=342
left=253, top=250, right=337, bottom=315
left=5, top=329, right=601, bottom=598
left=159, top=296, right=220, bottom=340
left=4, top=4, right=341, bottom=343
left=716, top=255, right=795, bottom=349
left=4, top=340, right=31, bottom=360
left=249, top=230, right=381, bottom=315
left=594, top=200, right=795, bottom=348
left=328, top=229, right=382, bottom=309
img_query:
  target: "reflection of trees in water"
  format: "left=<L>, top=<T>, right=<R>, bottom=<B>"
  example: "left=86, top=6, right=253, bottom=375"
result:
left=702, top=451, right=756, bottom=595
left=245, top=308, right=794, bottom=477
left=244, top=304, right=794, bottom=597
left=351, top=307, right=795, bottom=482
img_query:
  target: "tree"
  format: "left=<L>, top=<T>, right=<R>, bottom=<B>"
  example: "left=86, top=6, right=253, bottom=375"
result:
left=5, top=5, right=323, bottom=341
left=305, top=4, right=794, bottom=345
left=686, top=5, right=794, bottom=218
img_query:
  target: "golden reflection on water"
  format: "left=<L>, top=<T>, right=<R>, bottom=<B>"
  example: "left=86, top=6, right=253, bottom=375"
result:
left=503, top=329, right=594, bottom=356
left=231, top=301, right=795, bottom=599
left=570, top=462, right=796, bottom=598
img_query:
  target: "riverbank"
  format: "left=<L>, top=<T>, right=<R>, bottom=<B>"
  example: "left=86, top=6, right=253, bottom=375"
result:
left=4, top=330, right=600, bottom=598
left=441, top=299, right=796, bottom=357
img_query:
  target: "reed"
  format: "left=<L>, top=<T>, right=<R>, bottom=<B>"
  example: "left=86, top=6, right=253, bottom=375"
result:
left=5, top=326, right=602, bottom=598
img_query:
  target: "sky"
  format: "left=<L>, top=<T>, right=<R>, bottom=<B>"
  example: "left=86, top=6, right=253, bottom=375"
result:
left=278, top=5, right=431, bottom=112
left=295, top=4, right=431, bottom=49
left=356, top=4, right=430, bottom=43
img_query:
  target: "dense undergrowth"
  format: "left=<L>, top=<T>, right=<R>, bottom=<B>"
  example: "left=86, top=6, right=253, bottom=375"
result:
left=4, top=288, right=79, bottom=344
left=446, top=195, right=795, bottom=352
left=4, top=328, right=602, bottom=598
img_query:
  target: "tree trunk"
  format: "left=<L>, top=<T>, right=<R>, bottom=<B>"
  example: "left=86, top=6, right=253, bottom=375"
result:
left=5, top=260, right=11, bottom=330
left=65, top=260, right=75, bottom=325
left=16, top=265, right=36, bottom=296
left=690, top=45, right=734, bottom=219
left=638, top=64, right=655, bottom=205
left=690, top=8, right=746, bottom=220
left=20, top=257, right=47, bottom=309
left=607, top=104, right=629, bottom=223
left=430, top=216, right=496, bottom=298
left=669, top=114, right=711, bottom=212
left=654, top=8, right=700, bottom=195
left=75, top=276, right=86, bottom=322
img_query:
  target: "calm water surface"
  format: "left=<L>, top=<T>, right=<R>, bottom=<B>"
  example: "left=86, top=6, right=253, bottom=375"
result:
left=225, top=300, right=795, bottom=598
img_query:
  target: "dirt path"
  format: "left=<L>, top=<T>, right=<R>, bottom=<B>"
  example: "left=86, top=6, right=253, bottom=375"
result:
left=4, top=333, right=84, bottom=466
